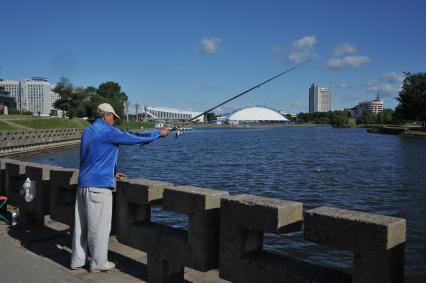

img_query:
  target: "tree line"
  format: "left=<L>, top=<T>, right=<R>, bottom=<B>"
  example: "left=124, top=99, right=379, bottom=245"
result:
left=395, top=72, right=426, bottom=127
left=53, top=77, right=128, bottom=120
left=295, top=109, right=395, bottom=127
left=294, top=72, right=426, bottom=128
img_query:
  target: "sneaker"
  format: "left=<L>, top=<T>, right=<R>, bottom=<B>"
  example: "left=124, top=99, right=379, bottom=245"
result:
left=90, top=261, right=116, bottom=273
left=70, top=264, right=85, bottom=270
left=70, top=259, right=90, bottom=270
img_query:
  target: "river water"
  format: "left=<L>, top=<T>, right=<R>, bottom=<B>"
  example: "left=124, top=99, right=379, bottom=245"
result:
left=13, top=126, right=426, bottom=281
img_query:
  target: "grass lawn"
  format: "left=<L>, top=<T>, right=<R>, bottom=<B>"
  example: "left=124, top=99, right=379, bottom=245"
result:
left=0, top=114, right=35, bottom=120
left=12, top=118, right=90, bottom=129
left=117, top=121, right=155, bottom=131
left=0, top=121, right=17, bottom=130
left=0, top=115, right=154, bottom=131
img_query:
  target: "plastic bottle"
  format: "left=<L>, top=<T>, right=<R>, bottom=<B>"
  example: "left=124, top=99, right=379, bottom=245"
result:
left=11, top=208, right=18, bottom=226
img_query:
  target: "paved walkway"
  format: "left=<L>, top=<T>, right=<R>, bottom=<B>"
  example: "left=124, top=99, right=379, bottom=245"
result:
left=0, top=222, right=226, bottom=283
left=0, top=225, right=82, bottom=283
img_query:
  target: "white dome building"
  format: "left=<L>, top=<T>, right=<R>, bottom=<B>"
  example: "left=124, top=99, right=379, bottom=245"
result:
left=226, top=106, right=288, bottom=124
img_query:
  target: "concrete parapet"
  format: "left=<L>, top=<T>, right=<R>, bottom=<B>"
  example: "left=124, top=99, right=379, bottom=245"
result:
left=218, top=194, right=350, bottom=283
left=116, top=181, right=229, bottom=282
left=304, top=206, right=406, bottom=283
left=163, top=185, right=229, bottom=271
left=4, top=159, right=29, bottom=206
left=116, top=178, right=172, bottom=247
left=0, top=158, right=408, bottom=282
left=0, top=158, right=20, bottom=195
left=18, top=164, right=62, bottom=225
left=49, top=168, right=79, bottom=226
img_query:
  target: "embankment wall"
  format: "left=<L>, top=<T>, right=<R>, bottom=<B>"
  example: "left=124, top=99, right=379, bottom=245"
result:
left=0, top=128, right=83, bottom=156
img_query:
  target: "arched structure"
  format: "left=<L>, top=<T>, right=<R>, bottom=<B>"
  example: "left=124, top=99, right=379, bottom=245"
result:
left=226, top=106, right=288, bottom=124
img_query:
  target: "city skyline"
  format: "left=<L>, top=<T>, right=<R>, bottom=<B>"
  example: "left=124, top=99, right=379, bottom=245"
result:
left=1, top=0, right=425, bottom=113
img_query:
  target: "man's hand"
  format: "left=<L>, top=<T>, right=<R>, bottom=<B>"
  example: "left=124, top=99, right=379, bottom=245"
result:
left=115, top=172, right=127, bottom=180
left=159, top=128, right=171, bottom=137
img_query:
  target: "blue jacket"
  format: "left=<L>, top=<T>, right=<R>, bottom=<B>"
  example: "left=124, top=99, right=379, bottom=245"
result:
left=78, top=119, right=161, bottom=189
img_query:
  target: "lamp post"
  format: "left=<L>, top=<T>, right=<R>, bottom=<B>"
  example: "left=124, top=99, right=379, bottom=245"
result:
left=67, top=97, right=71, bottom=128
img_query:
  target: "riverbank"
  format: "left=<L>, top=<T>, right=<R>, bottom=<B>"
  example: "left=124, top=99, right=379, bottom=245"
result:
left=367, top=125, right=426, bottom=137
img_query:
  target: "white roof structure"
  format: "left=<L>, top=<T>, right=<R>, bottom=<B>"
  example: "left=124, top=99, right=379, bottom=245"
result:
left=144, top=106, right=204, bottom=122
left=226, top=106, right=288, bottom=123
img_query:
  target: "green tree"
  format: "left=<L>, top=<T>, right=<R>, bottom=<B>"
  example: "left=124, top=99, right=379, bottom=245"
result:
left=396, top=72, right=426, bottom=127
left=53, top=77, right=89, bottom=118
left=97, top=81, right=128, bottom=117
left=330, top=110, right=349, bottom=127
left=382, top=109, right=394, bottom=123
left=359, top=111, right=376, bottom=124
left=297, top=112, right=310, bottom=123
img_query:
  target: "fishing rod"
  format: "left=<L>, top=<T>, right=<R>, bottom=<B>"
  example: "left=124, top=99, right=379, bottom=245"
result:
left=170, top=60, right=310, bottom=136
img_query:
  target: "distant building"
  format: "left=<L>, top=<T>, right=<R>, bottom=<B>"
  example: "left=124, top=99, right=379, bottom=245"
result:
left=350, top=98, right=384, bottom=118
left=208, top=115, right=227, bottom=125
left=0, top=86, right=16, bottom=113
left=0, top=80, right=21, bottom=110
left=141, top=106, right=204, bottom=123
left=0, top=78, right=60, bottom=116
left=309, top=84, right=332, bottom=113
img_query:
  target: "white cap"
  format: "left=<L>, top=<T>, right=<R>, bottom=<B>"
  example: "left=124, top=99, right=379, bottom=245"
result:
left=97, top=103, right=120, bottom=119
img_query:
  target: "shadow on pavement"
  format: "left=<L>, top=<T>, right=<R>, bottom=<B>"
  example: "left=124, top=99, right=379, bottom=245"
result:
left=7, top=223, right=150, bottom=282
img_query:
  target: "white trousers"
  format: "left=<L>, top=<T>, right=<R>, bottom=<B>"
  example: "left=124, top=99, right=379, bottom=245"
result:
left=71, top=187, right=112, bottom=269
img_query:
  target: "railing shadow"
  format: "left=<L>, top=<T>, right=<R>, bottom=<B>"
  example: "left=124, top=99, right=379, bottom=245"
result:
left=6, top=224, right=158, bottom=282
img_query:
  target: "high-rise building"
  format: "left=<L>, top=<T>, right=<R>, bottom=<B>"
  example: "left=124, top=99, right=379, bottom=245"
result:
left=0, top=77, right=59, bottom=115
left=309, top=84, right=332, bottom=113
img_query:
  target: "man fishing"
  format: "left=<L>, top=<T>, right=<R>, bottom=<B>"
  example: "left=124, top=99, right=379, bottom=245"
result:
left=70, top=103, right=170, bottom=272
left=70, top=60, right=306, bottom=272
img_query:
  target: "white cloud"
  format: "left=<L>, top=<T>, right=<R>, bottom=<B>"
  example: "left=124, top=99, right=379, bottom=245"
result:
left=270, top=35, right=317, bottom=64
left=292, top=35, right=317, bottom=49
left=197, top=37, right=222, bottom=54
left=338, top=83, right=350, bottom=89
left=365, top=72, right=404, bottom=97
left=326, top=55, right=370, bottom=70
left=333, top=43, right=356, bottom=56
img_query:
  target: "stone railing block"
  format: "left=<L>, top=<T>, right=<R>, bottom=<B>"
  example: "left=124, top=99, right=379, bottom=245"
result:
left=0, top=158, right=19, bottom=195
left=304, top=206, right=406, bottom=252
left=163, top=185, right=229, bottom=270
left=219, top=195, right=303, bottom=282
left=49, top=168, right=79, bottom=226
left=4, top=160, right=29, bottom=206
left=18, top=164, right=61, bottom=225
left=218, top=194, right=340, bottom=283
left=304, top=206, right=406, bottom=283
left=118, top=178, right=171, bottom=205
left=163, top=185, right=228, bottom=214
left=221, top=194, right=303, bottom=234
left=116, top=178, right=173, bottom=247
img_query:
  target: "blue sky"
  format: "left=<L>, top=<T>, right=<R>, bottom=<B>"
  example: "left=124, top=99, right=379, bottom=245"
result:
left=1, top=0, right=425, bottom=113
